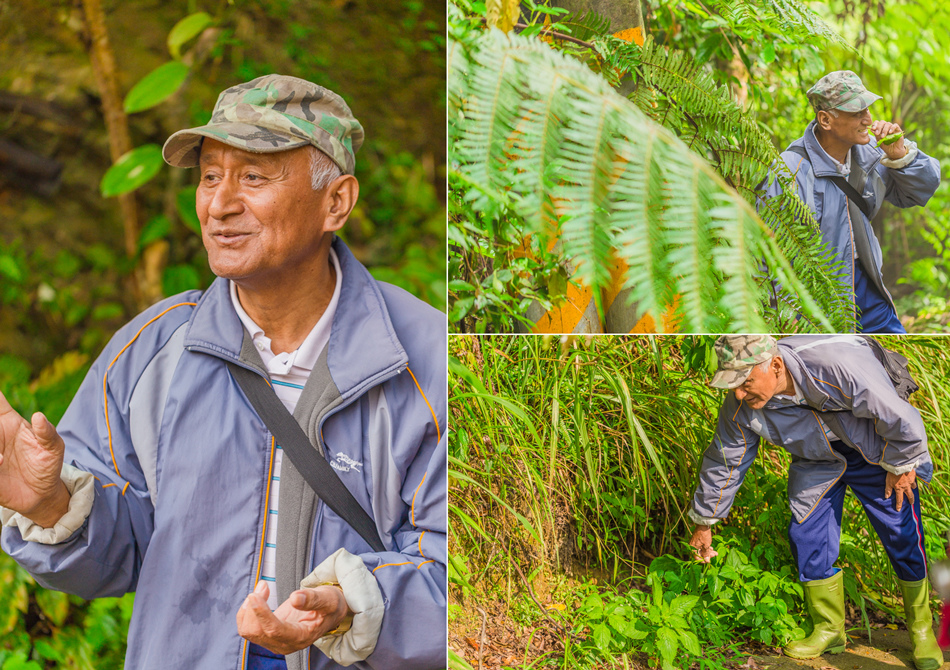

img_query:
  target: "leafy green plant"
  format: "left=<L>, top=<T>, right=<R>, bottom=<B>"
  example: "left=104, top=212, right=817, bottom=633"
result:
left=448, top=0, right=855, bottom=333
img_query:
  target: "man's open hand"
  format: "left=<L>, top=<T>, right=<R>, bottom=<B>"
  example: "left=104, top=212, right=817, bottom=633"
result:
left=885, top=470, right=917, bottom=512
left=0, top=391, right=70, bottom=527
left=236, top=580, right=353, bottom=655
left=688, top=524, right=718, bottom=563
left=870, top=120, right=907, bottom=161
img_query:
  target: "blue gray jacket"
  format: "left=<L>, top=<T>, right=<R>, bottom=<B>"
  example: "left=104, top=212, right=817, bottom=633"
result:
left=691, top=335, right=932, bottom=525
left=762, top=121, right=940, bottom=315
left=1, top=238, right=447, bottom=670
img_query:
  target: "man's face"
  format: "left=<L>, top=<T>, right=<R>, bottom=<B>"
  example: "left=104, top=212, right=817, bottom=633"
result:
left=733, top=357, right=785, bottom=409
left=819, top=107, right=872, bottom=147
left=196, top=139, right=331, bottom=288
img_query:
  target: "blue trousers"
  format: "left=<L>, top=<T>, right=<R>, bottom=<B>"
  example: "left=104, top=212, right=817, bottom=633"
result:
left=247, top=642, right=288, bottom=670
left=788, top=442, right=927, bottom=583
left=854, top=261, right=906, bottom=334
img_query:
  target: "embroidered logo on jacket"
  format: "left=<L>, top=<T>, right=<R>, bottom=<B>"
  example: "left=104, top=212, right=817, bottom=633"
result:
left=330, top=452, right=363, bottom=473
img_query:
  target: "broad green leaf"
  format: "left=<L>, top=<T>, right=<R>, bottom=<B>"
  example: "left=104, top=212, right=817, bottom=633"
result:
left=124, top=61, right=190, bottom=113
left=139, top=214, right=172, bottom=250
left=0, top=255, right=22, bottom=282
left=485, top=0, right=520, bottom=32
left=656, top=627, right=679, bottom=664
left=176, top=186, right=202, bottom=234
left=100, top=144, right=164, bottom=197
left=669, top=594, right=700, bottom=617
left=679, top=629, right=702, bottom=655
left=167, top=12, right=213, bottom=59
left=162, top=264, right=201, bottom=297
left=35, top=589, right=69, bottom=627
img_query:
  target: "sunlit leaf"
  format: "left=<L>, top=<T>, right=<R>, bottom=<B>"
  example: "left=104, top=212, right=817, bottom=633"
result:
left=123, top=61, right=190, bottom=113
left=167, top=12, right=213, bottom=59
left=485, top=0, right=519, bottom=32
left=100, top=144, right=164, bottom=197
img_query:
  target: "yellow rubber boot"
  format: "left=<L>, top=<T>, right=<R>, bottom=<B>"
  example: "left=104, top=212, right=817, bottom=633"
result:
left=783, top=571, right=847, bottom=659
left=898, top=577, right=943, bottom=670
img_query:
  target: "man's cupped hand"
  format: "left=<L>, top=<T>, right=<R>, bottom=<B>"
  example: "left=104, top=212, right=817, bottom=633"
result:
left=236, top=580, right=352, bottom=655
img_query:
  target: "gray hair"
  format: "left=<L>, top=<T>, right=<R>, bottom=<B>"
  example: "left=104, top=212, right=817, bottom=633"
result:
left=755, top=358, right=774, bottom=373
left=308, top=146, right=343, bottom=191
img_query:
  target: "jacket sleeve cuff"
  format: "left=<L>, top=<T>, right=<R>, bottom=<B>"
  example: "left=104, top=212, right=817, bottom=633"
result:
left=881, top=459, right=920, bottom=476
left=880, top=140, right=919, bottom=169
left=688, top=509, right=721, bottom=526
left=301, top=548, right=385, bottom=666
left=0, top=464, right=94, bottom=544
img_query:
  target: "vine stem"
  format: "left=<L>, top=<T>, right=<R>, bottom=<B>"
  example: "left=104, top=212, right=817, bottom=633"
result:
left=478, top=18, right=596, bottom=49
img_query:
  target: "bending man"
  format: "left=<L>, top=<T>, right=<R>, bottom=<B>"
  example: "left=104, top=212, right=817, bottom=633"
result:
left=688, top=334, right=941, bottom=669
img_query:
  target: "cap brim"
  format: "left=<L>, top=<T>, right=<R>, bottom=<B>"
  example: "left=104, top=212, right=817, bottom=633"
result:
left=162, top=122, right=310, bottom=168
left=835, top=91, right=882, bottom=113
left=708, top=367, right=753, bottom=390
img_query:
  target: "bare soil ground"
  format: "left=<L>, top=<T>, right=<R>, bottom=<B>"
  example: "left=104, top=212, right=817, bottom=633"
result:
left=752, top=627, right=949, bottom=670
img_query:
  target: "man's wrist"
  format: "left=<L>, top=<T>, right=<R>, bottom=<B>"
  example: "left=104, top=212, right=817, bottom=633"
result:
left=319, top=583, right=354, bottom=637
left=22, top=480, right=71, bottom=529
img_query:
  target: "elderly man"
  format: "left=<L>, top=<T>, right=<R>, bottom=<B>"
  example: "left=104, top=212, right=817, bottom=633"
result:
left=688, top=335, right=942, bottom=669
left=0, top=75, right=447, bottom=670
left=762, top=70, right=940, bottom=333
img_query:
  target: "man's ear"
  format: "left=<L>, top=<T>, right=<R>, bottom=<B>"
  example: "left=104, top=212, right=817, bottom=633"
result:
left=322, top=175, right=360, bottom=234
left=771, top=355, right=785, bottom=376
left=816, top=110, right=833, bottom=131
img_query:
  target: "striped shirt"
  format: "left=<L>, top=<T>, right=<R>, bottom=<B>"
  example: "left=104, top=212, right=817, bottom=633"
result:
left=229, top=248, right=342, bottom=609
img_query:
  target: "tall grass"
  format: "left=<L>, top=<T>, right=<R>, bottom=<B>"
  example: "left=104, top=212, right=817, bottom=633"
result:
left=449, top=335, right=950, bottom=663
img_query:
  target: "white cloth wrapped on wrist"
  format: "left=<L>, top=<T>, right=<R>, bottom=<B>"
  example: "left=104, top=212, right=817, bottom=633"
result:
left=0, top=464, right=95, bottom=545
left=301, top=547, right=384, bottom=666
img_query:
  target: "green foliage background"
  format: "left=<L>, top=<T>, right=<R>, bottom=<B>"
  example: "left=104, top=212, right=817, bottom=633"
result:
left=0, top=0, right=445, bottom=665
left=449, top=335, right=950, bottom=668
left=448, top=0, right=950, bottom=333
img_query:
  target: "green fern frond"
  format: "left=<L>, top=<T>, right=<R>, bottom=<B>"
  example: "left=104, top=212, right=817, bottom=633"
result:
left=449, top=26, right=841, bottom=332
left=707, top=0, right=852, bottom=50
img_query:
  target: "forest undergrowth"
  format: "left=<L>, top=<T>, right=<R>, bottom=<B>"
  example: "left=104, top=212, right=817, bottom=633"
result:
left=448, top=335, right=950, bottom=669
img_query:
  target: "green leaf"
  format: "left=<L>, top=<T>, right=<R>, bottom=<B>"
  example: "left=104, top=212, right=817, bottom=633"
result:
left=167, top=12, right=214, bottom=59
left=32, top=640, right=62, bottom=662
left=100, top=144, right=164, bottom=197
left=656, top=627, right=679, bottom=664
left=669, top=594, right=700, bottom=617
left=762, top=42, right=776, bottom=63
left=0, top=255, right=22, bottom=282
left=139, top=214, right=172, bottom=250
left=162, top=264, right=201, bottom=296
left=176, top=186, right=202, bottom=234
left=124, top=61, right=190, bottom=113
left=35, top=589, right=69, bottom=627
left=679, top=629, right=701, bottom=655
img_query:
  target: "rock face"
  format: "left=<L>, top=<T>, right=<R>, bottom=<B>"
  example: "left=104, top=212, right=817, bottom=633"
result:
left=548, top=0, right=644, bottom=38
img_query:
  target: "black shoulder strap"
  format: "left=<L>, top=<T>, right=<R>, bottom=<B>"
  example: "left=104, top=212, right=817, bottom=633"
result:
left=227, top=361, right=387, bottom=553
left=784, top=144, right=872, bottom=219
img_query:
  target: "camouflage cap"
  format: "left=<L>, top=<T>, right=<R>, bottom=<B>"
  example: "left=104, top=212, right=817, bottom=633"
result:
left=162, top=74, right=364, bottom=175
left=806, top=70, right=882, bottom=113
left=708, top=335, right=779, bottom=390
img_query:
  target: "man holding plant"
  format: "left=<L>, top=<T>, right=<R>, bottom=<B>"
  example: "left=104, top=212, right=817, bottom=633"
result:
left=762, top=70, right=940, bottom=333
left=688, top=334, right=942, bottom=669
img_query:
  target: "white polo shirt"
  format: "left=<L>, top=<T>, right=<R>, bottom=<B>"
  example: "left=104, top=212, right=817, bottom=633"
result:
left=229, top=248, right=342, bottom=609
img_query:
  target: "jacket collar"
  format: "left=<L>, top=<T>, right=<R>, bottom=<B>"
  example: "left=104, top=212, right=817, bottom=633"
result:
left=794, top=120, right=884, bottom=178
left=183, top=236, right=408, bottom=400
left=768, top=342, right=830, bottom=411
